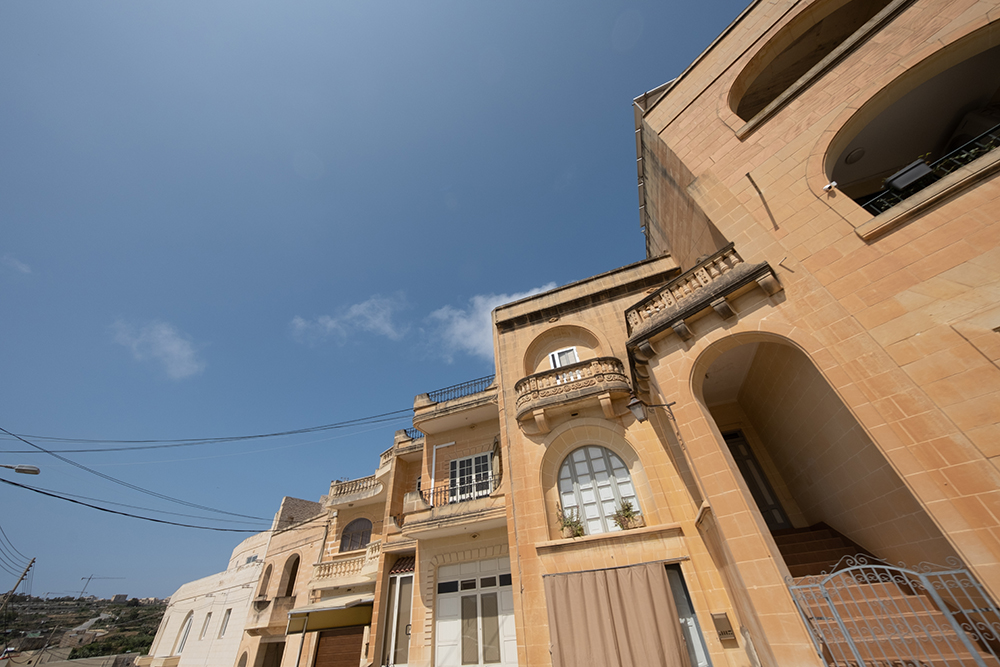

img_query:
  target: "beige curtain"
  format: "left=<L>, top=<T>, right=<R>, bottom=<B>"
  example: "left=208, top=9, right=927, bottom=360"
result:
left=543, top=562, right=692, bottom=667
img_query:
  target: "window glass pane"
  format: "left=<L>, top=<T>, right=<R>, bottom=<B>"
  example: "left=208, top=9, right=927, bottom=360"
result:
left=461, top=596, right=479, bottom=665
left=219, top=609, right=231, bottom=638
left=176, top=617, right=192, bottom=654
left=480, top=577, right=496, bottom=588
left=499, top=574, right=512, bottom=587
left=200, top=613, right=212, bottom=639
left=393, top=576, right=413, bottom=665
left=666, top=565, right=713, bottom=667
left=481, top=593, right=501, bottom=664
left=438, top=581, right=459, bottom=594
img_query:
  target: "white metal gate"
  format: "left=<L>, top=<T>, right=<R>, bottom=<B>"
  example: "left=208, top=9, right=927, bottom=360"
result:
left=789, top=555, right=1000, bottom=667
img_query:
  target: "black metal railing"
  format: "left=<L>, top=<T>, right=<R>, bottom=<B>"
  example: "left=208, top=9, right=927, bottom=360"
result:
left=420, top=473, right=496, bottom=507
left=860, top=121, right=1000, bottom=215
left=426, top=375, right=495, bottom=403
left=403, top=427, right=423, bottom=440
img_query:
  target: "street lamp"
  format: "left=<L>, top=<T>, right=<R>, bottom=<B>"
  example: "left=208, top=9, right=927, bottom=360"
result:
left=626, top=394, right=676, bottom=423
left=0, top=464, right=40, bottom=475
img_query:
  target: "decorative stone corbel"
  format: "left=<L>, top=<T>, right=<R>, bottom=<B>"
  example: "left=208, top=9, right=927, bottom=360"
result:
left=756, top=273, right=782, bottom=296
left=598, top=392, right=615, bottom=419
left=711, top=297, right=736, bottom=320
left=672, top=321, right=693, bottom=341
left=533, top=408, right=550, bottom=435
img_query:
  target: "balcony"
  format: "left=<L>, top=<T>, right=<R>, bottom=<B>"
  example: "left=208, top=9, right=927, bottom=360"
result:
left=625, top=244, right=780, bottom=344
left=326, top=473, right=385, bottom=509
left=311, top=540, right=381, bottom=586
left=859, top=121, right=1000, bottom=216
left=413, top=376, right=499, bottom=435
left=245, top=594, right=296, bottom=637
left=515, top=357, right=631, bottom=428
left=401, top=474, right=506, bottom=539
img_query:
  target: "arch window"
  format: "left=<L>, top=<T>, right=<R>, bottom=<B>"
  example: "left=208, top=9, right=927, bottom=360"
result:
left=339, top=518, right=372, bottom=552
left=258, top=564, right=272, bottom=598
left=558, top=446, right=639, bottom=535
left=281, top=555, right=300, bottom=597
left=174, top=612, right=193, bottom=655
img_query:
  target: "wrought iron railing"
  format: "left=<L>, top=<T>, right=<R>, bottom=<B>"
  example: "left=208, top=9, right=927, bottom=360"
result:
left=404, top=427, right=424, bottom=440
left=860, top=121, right=1000, bottom=215
left=426, top=375, right=495, bottom=403
left=420, top=472, right=496, bottom=507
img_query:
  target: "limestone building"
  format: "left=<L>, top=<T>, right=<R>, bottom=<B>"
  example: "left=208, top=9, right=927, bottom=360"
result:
left=142, top=0, right=1000, bottom=665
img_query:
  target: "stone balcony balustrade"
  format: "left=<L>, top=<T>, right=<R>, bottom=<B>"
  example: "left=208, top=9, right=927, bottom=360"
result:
left=326, top=473, right=385, bottom=509
left=245, top=594, right=296, bottom=637
left=312, top=540, right=381, bottom=584
left=514, top=357, right=631, bottom=431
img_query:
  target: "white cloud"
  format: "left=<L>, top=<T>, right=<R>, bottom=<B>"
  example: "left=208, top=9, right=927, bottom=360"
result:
left=429, top=283, right=557, bottom=362
left=291, top=294, right=408, bottom=345
left=113, top=320, right=206, bottom=380
left=3, top=255, right=32, bottom=274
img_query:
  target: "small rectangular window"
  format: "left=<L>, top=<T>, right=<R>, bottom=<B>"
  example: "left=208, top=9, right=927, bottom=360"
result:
left=438, top=581, right=459, bottom=594
left=218, top=609, right=231, bottom=638
left=480, top=576, right=496, bottom=588
left=548, top=347, right=579, bottom=369
left=460, top=579, right=477, bottom=591
left=199, top=612, right=212, bottom=640
left=499, top=574, right=512, bottom=587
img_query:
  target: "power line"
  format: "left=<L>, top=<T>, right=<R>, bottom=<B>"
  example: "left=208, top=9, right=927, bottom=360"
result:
left=13, top=485, right=265, bottom=525
left=0, top=524, right=27, bottom=561
left=0, top=409, right=412, bottom=453
left=0, top=426, right=268, bottom=522
left=0, top=478, right=261, bottom=533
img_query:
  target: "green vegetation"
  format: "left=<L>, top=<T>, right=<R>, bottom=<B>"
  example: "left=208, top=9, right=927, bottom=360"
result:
left=2, top=596, right=166, bottom=659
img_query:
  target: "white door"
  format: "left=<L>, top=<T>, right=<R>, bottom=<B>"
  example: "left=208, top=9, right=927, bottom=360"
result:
left=435, top=558, right=516, bottom=667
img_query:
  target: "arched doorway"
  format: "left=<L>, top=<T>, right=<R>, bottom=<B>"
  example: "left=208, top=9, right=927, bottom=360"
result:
left=694, top=337, right=1000, bottom=665
left=696, top=337, right=956, bottom=571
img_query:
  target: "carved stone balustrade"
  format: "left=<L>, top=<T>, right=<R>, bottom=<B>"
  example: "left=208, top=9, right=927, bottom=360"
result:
left=329, top=475, right=377, bottom=498
left=312, top=540, right=381, bottom=584
left=514, top=357, right=631, bottom=430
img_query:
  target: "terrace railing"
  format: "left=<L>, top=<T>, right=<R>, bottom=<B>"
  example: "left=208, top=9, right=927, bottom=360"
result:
left=860, top=121, right=1000, bottom=215
left=426, top=375, right=495, bottom=403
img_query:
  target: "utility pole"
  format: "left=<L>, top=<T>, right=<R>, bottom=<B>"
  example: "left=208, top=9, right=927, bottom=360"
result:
left=0, top=558, right=34, bottom=616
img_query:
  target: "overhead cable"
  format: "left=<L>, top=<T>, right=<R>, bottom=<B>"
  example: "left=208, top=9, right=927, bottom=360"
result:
left=0, top=426, right=268, bottom=522
left=0, top=409, right=412, bottom=453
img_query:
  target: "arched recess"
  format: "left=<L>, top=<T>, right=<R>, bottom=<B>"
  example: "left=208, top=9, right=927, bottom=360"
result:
left=691, top=333, right=960, bottom=573
left=237, top=652, right=248, bottom=667
left=257, top=564, right=272, bottom=598
left=826, top=23, right=1000, bottom=206
left=278, top=554, right=300, bottom=597
left=538, top=418, right=658, bottom=540
left=521, top=324, right=608, bottom=376
left=730, top=0, right=895, bottom=121
left=173, top=611, right=194, bottom=655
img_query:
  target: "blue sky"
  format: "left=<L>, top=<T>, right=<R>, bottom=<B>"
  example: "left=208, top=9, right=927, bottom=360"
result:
left=0, top=0, right=748, bottom=599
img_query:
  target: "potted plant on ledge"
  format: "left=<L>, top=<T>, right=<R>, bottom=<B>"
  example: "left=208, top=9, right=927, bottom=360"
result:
left=611, top=500, right=642, bottom=530
left=557, top=504, right=585, bottom=538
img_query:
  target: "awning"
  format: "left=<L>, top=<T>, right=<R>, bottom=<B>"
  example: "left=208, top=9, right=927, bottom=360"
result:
left=285, top=594, right=374, bottom=634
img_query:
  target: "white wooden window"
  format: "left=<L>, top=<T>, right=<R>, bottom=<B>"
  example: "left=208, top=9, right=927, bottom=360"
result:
left=558, top=446, right=639, bottom=535
left=548, top=347, right=579, bottom=368
left=435, top=558, right=516, bottom=667
left=449, top=454, right=492, bottom=503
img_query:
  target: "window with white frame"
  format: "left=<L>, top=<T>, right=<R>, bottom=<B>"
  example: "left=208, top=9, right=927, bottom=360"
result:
left=340, top=518, right=372, bottom=552
left=174, top=613, right=193, bottom=655
left=548, top=347, right=581, bottom=384
left=548, top=347, right=579, bottom=368
left=199, top=612, right=212, bottom=640
left=218, top=609, right=232, bottom=638
left=558, top=446, right=640, bottom=535
left=449, top=454, right=492, bottom=503
left=435, top=558, right=516, bottom=667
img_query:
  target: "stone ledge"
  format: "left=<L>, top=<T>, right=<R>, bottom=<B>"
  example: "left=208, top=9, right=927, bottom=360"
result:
left=535, top=523, right=684, bottom=555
